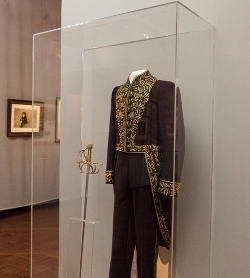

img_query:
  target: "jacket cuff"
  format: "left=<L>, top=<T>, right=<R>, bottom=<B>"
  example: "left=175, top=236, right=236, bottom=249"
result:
left=159, top=179, right=181, bottom=197
left=105, top=171, right=114, bottom=184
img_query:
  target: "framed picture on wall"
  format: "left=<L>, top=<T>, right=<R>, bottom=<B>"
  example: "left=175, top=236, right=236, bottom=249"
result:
left=7, top=99, right=44, bottom=137
left=55, top=97, right=61, bottom=142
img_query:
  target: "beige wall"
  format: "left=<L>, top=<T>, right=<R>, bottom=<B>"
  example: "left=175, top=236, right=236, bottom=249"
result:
left=0, top=0, right=61, bottom=210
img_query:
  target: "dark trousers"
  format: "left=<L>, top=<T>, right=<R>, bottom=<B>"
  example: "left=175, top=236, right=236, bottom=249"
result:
left=109, top=152, right=159, bottom=278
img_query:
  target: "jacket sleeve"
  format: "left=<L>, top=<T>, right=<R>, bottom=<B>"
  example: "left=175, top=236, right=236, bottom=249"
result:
left=105, top=87, right=119, bottom=184
left=157, top=82, right=185, bottom=196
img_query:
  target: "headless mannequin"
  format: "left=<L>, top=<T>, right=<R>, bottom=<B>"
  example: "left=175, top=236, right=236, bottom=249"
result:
left=108, top=68, right=158, bottom=278
left=129, top=69, right=147, bottom=83
left=107, top=69, right=185, bottom=278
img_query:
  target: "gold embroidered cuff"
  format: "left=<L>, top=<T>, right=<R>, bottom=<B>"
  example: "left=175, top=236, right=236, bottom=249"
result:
left=159, top=180, right=181, bottom=197
left=105, top=171, right=114, bottom=184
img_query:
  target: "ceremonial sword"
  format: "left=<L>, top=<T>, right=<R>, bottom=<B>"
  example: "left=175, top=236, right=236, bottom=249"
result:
left=76, top=143, right=103, bottom=277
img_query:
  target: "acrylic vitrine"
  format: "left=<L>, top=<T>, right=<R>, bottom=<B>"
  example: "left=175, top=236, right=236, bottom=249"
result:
left=32, top=2, right=215, bottom=277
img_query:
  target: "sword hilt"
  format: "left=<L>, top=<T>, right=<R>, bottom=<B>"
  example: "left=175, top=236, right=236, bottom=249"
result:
left=76, top=143, right=103, bottom=174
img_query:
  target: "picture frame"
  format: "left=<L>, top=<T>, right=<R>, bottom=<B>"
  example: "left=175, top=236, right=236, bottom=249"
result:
left=7, top=99, right=44, bottom=137
left=55, top=97, right=61, bottom=142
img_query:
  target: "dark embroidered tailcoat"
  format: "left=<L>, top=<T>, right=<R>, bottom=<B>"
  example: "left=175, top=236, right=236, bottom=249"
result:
left=105, top=70, right=185, bottom=249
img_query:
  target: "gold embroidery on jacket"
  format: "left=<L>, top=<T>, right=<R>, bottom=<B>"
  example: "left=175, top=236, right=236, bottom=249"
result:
left=159, top=180, right=181, bottom=196
left=115, top=70, right=157, bottom=152
left=105, top=171, right=114, bottom=184
left=144, top=149, right=171, bottom=248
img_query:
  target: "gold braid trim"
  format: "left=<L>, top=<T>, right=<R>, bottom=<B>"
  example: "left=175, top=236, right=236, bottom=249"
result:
left=144, top=149, right=171, bottom=249
left=115, top=70, right=157, bottom=152
left=159, top=180, right=181, bottom=197
left=105, top=171, right=114, bottom=184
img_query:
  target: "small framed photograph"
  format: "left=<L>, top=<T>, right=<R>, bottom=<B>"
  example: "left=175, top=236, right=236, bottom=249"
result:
left=7, top=99, right=44, bottom=137
left=55, top=97, right=61, bottom=142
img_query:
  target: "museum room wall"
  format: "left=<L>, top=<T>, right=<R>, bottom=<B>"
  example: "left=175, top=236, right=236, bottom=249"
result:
left=0, top=0, right=61, bottom=210
left=61, top=0, right=250, bottom=277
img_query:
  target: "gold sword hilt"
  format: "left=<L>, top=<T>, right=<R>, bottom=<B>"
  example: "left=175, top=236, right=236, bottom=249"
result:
left=76, top=143, right=103, bottom=174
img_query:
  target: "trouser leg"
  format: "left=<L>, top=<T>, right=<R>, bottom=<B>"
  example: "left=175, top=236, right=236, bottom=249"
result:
left=109, top=157, right=135, bottom=278
left=109, top=152, right=159, bottom=278
left=132, top=186, right=159, bottom=278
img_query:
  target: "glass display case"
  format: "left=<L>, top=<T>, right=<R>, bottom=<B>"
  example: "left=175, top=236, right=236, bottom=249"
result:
left=32, top=2, right=215, bottom=277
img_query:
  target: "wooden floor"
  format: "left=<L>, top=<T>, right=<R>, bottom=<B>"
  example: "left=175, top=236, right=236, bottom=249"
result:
left=0, top=201, right=59, bottom=278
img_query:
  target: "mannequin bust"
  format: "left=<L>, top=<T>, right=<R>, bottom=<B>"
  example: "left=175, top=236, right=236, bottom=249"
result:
left=129, top=69, right=147, bottom=83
